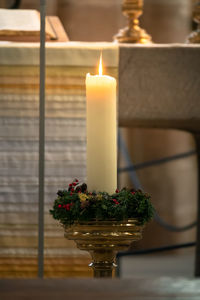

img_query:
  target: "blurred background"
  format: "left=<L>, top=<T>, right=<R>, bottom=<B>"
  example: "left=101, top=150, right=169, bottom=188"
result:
left=0, top=0, right=197, bottom=278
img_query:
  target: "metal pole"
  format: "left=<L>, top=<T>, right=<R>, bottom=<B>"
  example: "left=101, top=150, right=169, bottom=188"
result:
left=195, top=133, right=200, bottom=277
left=38, top=0, right=46, bottom=278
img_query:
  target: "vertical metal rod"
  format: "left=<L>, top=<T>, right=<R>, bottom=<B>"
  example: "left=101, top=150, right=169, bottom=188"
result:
left=195, top=133, right=200, bottom=277
left=115, top=255, right=120, bottom=278
left=38, top=0, right=46, bottom=278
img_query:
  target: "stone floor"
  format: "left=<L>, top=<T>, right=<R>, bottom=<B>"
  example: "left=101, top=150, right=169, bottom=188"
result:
left=1, top=253, right=200, bottom=299
left=119, top=253, right=195, bottom=278
left=0, top=277, right=200, bottom=300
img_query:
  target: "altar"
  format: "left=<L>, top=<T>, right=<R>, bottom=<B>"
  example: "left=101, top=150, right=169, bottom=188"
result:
left=0, top=40, right=200, bottom=277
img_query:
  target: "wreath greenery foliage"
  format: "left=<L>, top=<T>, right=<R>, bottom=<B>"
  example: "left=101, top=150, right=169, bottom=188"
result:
left=50, top=179, right=154, bottom=226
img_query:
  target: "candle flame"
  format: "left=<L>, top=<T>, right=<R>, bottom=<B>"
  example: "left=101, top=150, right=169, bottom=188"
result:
left=99, top=53, right=103, bottom=76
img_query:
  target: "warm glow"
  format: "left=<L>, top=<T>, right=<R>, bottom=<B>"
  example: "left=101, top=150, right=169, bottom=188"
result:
left=98, top=53, right=103, bottom=76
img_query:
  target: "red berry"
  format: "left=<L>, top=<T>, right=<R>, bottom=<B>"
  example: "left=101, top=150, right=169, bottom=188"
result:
left=58, top=204, right=62, bottom=208
left=66, top=204, right=70, bottom=210
left=69, top=183, right=72, bottom=187
left=75, top=179, right=79, bottom=182
left=112, top=198, right=119, bottom=204
left=73, top=182, right=77, bottom=186
left=131, top=191, right=135, bottom=195
left=115, top=189, right=119, bottom=193
left=71, top=188, right=74, bottom=192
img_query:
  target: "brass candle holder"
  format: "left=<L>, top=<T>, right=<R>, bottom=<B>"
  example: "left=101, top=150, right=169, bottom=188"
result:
left=64, top=219, right=143, bottom=278
left=114, top=0, right=152, bottom=43
left=187, top=1, right=200, bottom=43
left=50, top=180, right=153, bottom=278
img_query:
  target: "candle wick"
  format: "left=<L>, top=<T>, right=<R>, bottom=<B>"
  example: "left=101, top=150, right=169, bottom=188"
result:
left=99, top=52, right=103, bottom=76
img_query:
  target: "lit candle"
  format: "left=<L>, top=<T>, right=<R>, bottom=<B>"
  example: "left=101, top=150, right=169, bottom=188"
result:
left=86, top=54, right=117, bottom=194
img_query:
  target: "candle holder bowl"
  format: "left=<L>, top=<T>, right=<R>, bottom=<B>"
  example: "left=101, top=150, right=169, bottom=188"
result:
left=50, top=179, right=154, bottom=278
left=64, top=219, right=144, bottom=278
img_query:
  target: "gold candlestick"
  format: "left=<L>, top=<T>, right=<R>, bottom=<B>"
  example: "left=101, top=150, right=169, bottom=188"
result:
left=187, top=1, right=200, bottom=43
left=64, top=219, right=143, bottom=278
left=114, top=0, right=152, bottom=43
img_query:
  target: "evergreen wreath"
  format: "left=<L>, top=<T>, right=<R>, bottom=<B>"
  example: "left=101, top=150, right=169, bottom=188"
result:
left=50, top=179, right=154, bottom=226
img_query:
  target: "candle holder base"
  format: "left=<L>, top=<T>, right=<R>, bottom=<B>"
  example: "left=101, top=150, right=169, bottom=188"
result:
left=187, top=1, right=200, bottom=43
left=114, top=25, right=151, bottom=44
left=64, top=219, right=143, bottom=278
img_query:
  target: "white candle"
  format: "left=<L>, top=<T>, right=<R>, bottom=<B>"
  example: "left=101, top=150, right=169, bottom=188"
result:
left=86, top=55, right=117, bottom=194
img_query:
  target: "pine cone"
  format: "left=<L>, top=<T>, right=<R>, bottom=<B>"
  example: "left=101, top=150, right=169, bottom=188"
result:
left=81, top=183, right=87, bottom=193
left=57, top=190, right=64, bottom=197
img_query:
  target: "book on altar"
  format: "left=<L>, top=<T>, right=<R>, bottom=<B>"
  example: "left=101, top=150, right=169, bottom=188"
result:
left=0, top=9, right=58, bottom=42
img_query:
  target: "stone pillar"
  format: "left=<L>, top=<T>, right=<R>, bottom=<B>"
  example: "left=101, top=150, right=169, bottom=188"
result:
left=57, top=0, right=124, bottom=41
left=124, top=0, right=196, bottom=249
left=0, top=0, right=12, bottom=7
left=141, top=0, right=192, bottom=42
left=20, top=0, right=58, bottom=15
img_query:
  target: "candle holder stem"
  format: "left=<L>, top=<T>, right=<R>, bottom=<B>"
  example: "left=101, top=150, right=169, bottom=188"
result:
left=89, top=249, right=116, bottom=278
